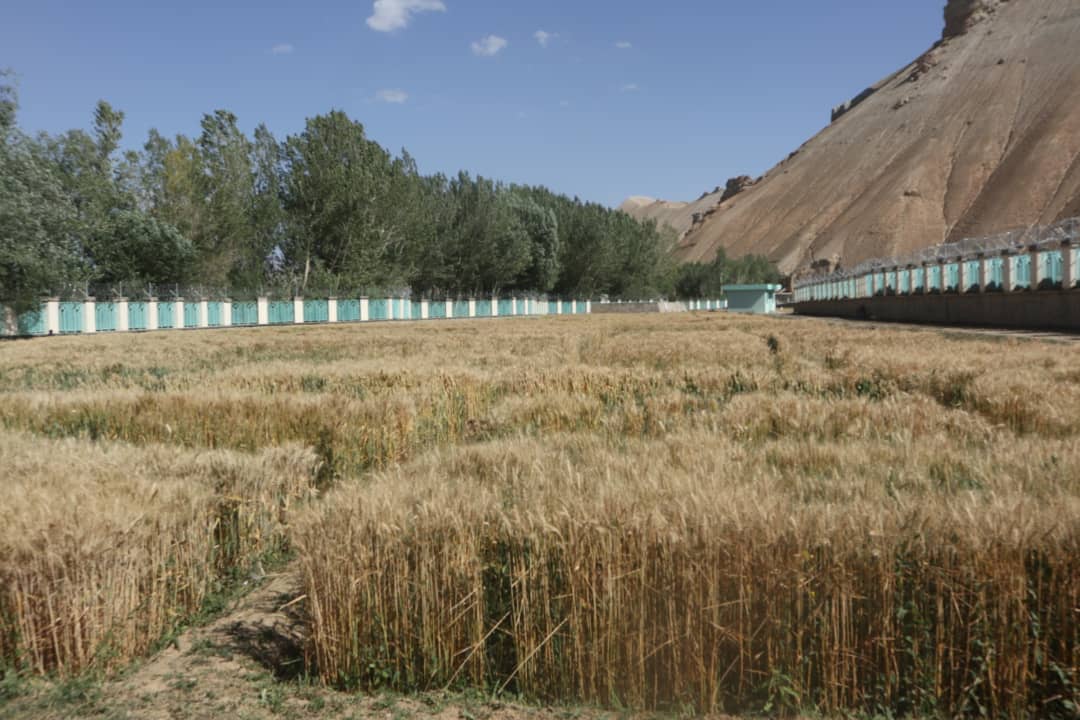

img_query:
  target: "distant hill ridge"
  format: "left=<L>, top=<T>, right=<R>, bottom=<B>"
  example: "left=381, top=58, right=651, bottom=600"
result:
left=623, top=0, right=1080, bottom=276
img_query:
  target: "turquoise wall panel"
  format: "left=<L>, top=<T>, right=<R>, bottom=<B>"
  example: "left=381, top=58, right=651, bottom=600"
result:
left=1014, top=255, right=1031, bottom=289
left=476, top=299, right=492, bottom=317
left=268, top=301, right=294, bottom=324
left=964, top=260, right=980, bottom=292
left=411, top=301, right=423, bottom=320
left=95, top=302, right=118, bottom=332
left=233, top=301, right=258, bottom=325
left=303, top=299, right=329, bottom=323
left=498, top=299, right=513, bottom=316
left=60, top=302, right=83, bottom=333
left=1041, top=251, right=1062, bottom=288
left=987, top=258, right=1004, bottom=290
left=945, top=263, right=960, bottom=292
left=368, top=299, right=388, bottom=321
left=337, top=300, right=360, bottom=322
left=128, top=302, right=148, bottom=330
left=207, top=301, right=224, bottom=327
left=516, top=299, right=526, bottom=315
left=429, top=301, right=447, bottom=319
left=451, top=300, right=469, bottom=318
left=17, top=306, right=46, bottom=335
left=157, top=302, right=174, bottom=329
left=183, top=302, right=199, bottom=328
left=561, top=300, right=573, bottom=315
left=548, top=300, right=558, bottom=314
left=575, top=300, right=587, bottom=314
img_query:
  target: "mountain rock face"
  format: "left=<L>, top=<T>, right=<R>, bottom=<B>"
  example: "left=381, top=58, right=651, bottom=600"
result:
left=624, top=0, right=1080, bottom=276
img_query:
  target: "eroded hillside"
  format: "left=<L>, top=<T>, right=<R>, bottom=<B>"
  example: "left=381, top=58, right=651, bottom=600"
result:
left=624, top=0, right=1080, bottom=275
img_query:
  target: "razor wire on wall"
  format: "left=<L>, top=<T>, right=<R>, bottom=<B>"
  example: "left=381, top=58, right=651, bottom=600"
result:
left=794, top=216, right=1079, bottom=289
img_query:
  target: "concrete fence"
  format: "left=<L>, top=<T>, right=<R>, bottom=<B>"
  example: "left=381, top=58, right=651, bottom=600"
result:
left=1, top=296, right=599, bottom=338
left=1, top=295, right=736, bottom=338
left=793, top=217, right=1079, bottom=304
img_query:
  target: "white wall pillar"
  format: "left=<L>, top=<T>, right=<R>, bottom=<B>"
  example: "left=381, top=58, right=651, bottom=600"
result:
left=492, top=296, right=499, bottom=317
left=328, top=297, right=338, bottom=323
left=556, top=301, right=563, bottom=315
left=174, top=299, right=185, bottom=328
left=956, top=258, right=967, bottom=294
left=444, top=299, right=452, bottom=318
left=977, top=255, right=988, bottom=293
left=294, top=297, right=305, bottom=324
left=117, top=298, right=130, bottom=332
left=223, top=300, right=233, bottom=327
left=1, top=306, right=15, bottom=337
left=420, top=300, right=429, bottom=320
left=468, top=298, right=476, bottom=318
left=84, top=298, right=97, bottom=333
left=360, top=297, right=370, bottom=322
left=586, top=300, right=592, bottom=314
left=257, top=297, right=269, bottom=326
left=1063, top=241, right=1075, bottom=290
left=1001, top=253, right=1014, bottom=292
left=147, top=300, right=158, bottom=331
left=1029, top=246, right=1042, bottom=290
left=198, top=299, right=209, bottom=328
left=509, top=297, right=517, bottom=316
left=45, top=298, right=60, bottom=335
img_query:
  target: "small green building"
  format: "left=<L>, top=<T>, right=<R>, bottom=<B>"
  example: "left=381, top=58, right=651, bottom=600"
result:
left=723, top=284, right=782, bottom=314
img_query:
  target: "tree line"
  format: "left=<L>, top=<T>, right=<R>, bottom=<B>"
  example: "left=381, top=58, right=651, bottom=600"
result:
left=1, top=72, right=778, bottom=309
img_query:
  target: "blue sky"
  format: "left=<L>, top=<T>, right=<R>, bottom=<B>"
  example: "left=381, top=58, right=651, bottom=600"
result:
left=3, top=0, right=944, bottom=207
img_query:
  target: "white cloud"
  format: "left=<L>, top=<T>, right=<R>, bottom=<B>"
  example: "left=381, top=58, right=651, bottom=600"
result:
left=367, top=0, right=446, bottom=33
left=615, top=41, right=632, bottom=49
left=471, top=34, right=507, bottom=57
left=271, top=43, right=294, bottom=55
left=534, top=30, right=557, bottom=48
left=621, top=83, right=639, bottom=92
left=376, top=89, right=409, bottom=104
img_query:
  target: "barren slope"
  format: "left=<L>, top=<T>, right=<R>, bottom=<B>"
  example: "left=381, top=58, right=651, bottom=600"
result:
left=625, top=0, right=1080, bottom=276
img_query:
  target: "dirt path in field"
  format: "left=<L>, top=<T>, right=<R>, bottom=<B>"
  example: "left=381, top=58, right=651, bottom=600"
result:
left=111, top=567, right=310, bottom=716
left=8, top=565, right=741, bottom=720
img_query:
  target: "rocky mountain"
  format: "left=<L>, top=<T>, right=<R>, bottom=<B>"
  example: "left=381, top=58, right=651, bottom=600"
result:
left=623, top=0, right=1080, bottom=277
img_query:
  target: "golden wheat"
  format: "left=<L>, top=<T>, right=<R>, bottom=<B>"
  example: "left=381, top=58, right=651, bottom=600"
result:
left=0, top=314, right=1077, bottom=714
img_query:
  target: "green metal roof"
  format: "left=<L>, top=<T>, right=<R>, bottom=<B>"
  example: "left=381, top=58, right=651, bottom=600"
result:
left=723, top=284, right=782, bottom=292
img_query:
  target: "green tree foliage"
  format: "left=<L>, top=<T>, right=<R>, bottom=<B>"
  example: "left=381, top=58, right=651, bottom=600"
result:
left=675, top=248, right=783, bottom=298
left=281, top=111, right=406, bottom=291
left=195, top=110, right=254, bottom=287
left=246, top=124, right=284, bottom=289
left=1, top=74, right=779, bottom=303
left=0, top=72, right=84, bottom=310
left=89, top=210, right=194, bottom=287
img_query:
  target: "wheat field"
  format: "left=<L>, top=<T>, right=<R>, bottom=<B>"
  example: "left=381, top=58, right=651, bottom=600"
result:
left=1, top=314, right=1077, bottom=716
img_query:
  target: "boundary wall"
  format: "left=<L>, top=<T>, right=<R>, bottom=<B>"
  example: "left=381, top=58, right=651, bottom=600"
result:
left=1, top=296, right=594, bottom=338
left=795, top=292, right=1080, bottom=332
left=2, top=296, right=730, bottom=338
left=793, top=218, right=1078, bottom=330
left=591, top=299, right=727, bottom=314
